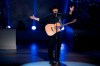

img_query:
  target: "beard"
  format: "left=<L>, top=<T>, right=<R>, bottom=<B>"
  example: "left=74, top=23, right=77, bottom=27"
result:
left=53, top=12, right=58, bottom=17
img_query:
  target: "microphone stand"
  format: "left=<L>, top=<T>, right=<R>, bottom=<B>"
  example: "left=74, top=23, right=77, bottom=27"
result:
left=55, top=13, right=58, bottom=65
left=55, top=14, right=62, bottom=65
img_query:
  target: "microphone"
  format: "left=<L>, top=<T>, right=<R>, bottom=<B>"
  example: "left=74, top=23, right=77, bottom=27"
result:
left=54, top=13, right=57, bottom=17
left=55, top=13, right=57, bottom=17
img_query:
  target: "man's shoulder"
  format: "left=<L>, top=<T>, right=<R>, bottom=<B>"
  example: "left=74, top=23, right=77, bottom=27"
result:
left=58, top=13, right=62, bottom=14
left=58, top=13, right=64, bottom=16
left=47, top=14, right=52, bottom=16
left=45, top=14, right=52, bottom=18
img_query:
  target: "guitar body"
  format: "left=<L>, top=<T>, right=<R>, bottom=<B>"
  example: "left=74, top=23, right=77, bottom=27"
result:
left=45, top=22, right=61, bottom=36
left=45, top=21, right=75, bottom=36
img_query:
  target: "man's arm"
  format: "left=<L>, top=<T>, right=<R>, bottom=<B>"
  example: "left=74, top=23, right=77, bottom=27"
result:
left=29, top=15, right=40, bottom=21
left=60, top=6, right=75, bottom=18
left=71, top=19, right=77, bottom=23
left=68, top=6, right=77, bottom=23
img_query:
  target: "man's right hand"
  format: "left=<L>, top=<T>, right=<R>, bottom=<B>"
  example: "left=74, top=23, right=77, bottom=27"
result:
left=29, top=15, right=40, bottom=21
left=29, top=15, right=35, bottom=20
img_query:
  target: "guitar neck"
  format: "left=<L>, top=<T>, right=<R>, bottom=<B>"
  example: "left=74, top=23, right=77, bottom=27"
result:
left=61, top=22, right=74, bottom=27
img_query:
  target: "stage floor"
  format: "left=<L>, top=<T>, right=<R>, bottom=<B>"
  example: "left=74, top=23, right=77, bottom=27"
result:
left=0, top=42, right=100, bottom=66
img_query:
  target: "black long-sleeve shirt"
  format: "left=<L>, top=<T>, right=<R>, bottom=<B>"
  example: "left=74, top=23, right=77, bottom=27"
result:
left=39, top=12, right=77, bottom=32
left=43, top=13, right=68, bottom=26
left=40, top=12, right=77, bottom=26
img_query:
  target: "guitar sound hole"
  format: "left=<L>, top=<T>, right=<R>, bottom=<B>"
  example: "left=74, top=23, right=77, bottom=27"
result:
left=51, top=27, right=53, bottom=31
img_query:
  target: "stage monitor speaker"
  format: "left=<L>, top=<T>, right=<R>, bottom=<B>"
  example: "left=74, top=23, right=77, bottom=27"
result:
left=0, top=29, right=16, bottom=49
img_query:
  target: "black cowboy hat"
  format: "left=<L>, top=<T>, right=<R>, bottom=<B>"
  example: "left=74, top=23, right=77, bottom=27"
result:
left=49, top=5, right=59, bottom=12
left=69, top=2, right=76, bottom=7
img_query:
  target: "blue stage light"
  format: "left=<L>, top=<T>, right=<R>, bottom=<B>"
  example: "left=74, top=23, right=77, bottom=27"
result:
left=61, top=43, right=65, bottom=50
left=32, top=26, right=36, bottom=30
left=31, top=44, right=37, bottom=50
left=61, top=27, right=65, bottom=31
left=7, top=26, right=11, bottom=29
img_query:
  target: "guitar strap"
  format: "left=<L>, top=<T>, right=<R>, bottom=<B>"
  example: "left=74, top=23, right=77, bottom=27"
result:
left=58, top=16, right=62, bottom=26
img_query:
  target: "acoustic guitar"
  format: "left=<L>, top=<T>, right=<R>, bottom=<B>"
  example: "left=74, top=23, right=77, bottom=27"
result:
left=45, top=21, right=75, bottom=36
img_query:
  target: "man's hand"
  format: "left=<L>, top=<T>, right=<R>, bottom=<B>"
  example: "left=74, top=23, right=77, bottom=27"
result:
left=29, top=15, right=40, bottom=21
left=70, top=6, right=74, bottom=12
left=69, top=6, right=75, bottom=15
left=29, top=15, right=35, bottom=20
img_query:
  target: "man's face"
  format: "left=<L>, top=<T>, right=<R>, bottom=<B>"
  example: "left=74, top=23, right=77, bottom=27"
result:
left=52, top=8, right=58, bottom=14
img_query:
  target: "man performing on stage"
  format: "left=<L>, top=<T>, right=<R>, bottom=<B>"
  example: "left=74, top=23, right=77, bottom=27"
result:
left=30, top=4, right=77, bottom=65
